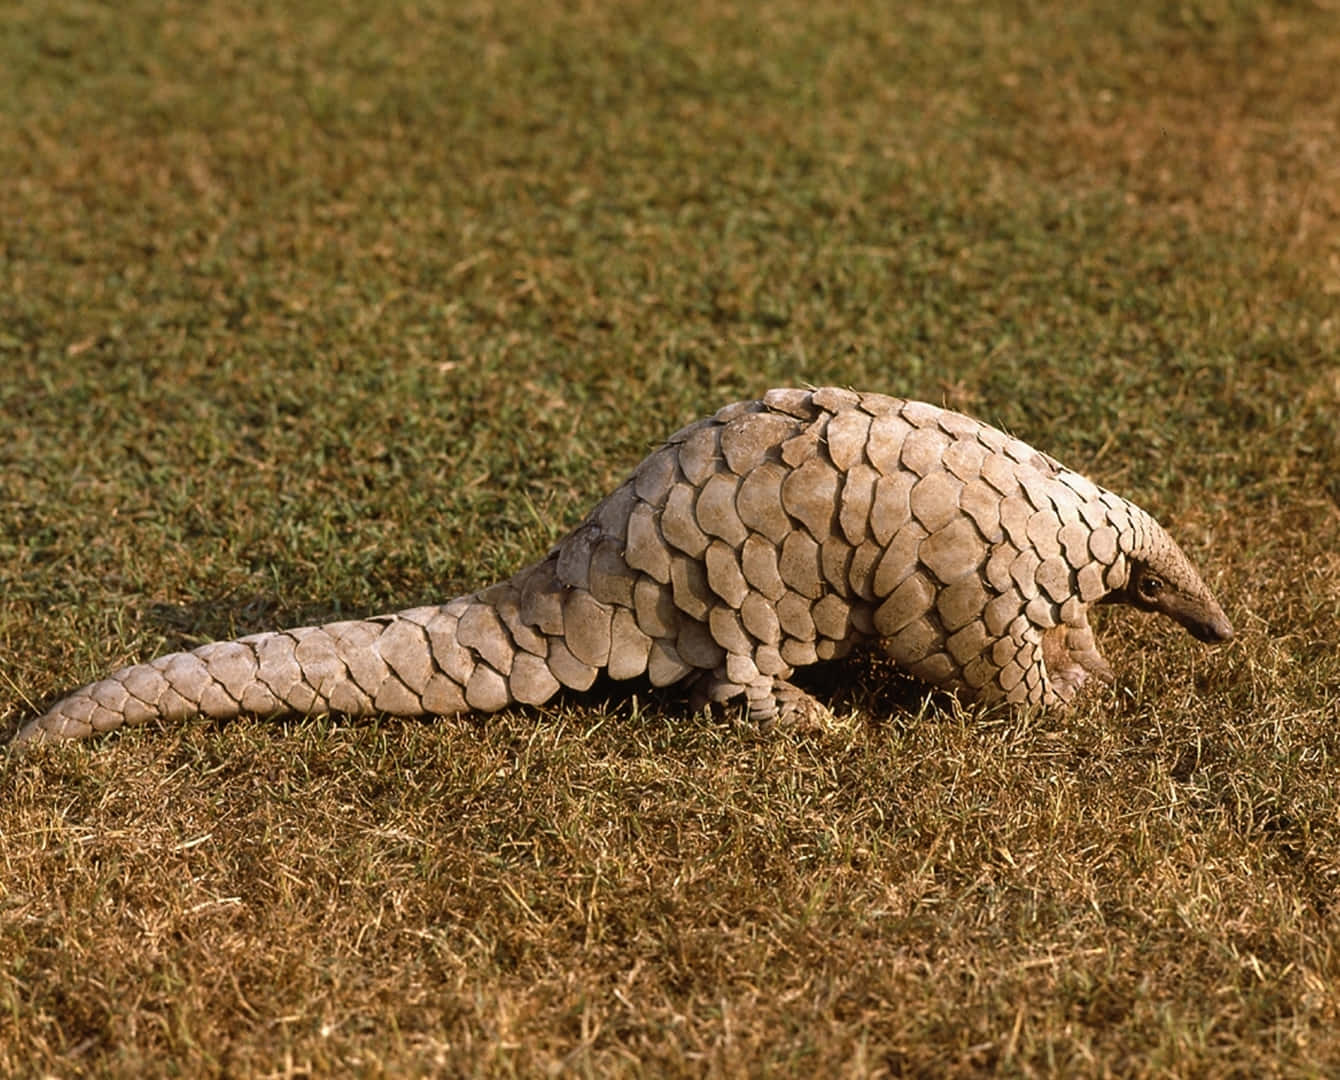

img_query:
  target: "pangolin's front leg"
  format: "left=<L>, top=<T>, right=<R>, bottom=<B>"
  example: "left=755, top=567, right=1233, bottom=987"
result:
left=1041, top=622, right=1115, bottom=703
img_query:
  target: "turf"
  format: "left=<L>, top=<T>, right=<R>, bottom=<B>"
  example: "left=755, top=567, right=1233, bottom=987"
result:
left=2, top=0, right=1339, bottom=1074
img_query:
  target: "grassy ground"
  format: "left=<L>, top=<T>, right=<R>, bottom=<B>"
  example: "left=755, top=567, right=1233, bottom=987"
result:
left=2, top=0, right=1338, bottom=1074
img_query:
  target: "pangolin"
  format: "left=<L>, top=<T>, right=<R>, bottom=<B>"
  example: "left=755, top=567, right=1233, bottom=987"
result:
left=12, top=387, right=1232, bottom=745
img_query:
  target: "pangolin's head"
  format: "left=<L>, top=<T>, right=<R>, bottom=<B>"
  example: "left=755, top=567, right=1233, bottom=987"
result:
left=1106, top=506, right=1234, bottom=644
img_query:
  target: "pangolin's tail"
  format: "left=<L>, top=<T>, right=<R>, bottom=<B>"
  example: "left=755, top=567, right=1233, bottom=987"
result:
left=13, top=555, right=600, bottom=745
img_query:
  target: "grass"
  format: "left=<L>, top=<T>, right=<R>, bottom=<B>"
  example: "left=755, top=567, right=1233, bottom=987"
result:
left=2, top=0, right=1339, bottom=1074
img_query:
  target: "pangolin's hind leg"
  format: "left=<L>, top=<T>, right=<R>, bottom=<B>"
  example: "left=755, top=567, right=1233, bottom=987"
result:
left=688, top=664, right=835, bottom=734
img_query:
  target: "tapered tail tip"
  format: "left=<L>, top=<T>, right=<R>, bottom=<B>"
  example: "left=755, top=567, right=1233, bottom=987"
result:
left=10, top=715, right=90, bottom=747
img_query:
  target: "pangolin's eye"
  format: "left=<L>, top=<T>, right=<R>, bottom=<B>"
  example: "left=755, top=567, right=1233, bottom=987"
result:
left=1138, top=574, right=1165, bottom=598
